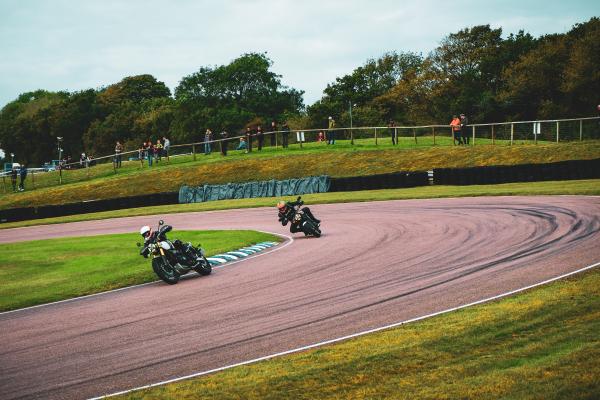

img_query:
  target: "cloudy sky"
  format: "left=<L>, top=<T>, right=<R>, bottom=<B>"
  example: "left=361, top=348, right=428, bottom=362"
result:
left=0, top=0, right=597, bottom=109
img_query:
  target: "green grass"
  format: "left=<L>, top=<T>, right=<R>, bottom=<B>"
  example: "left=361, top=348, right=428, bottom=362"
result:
left=0, top=230, right=280, bottom=312
left=2, top=178, right=599, bottom=230
left=119, top=267, right=600, bottom=400
left=1, top=139, right=599, bottom=209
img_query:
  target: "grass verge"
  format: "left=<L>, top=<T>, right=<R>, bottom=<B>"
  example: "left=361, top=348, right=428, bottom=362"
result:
left=119, top=267, right=600, bottom=400
left=1, top=140, right=599, bottom=209
left=2, top=179, right=599, bottom=230
left=0, top=230, right=280, bottom=312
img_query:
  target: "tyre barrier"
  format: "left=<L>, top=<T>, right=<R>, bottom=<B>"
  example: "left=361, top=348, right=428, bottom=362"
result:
left=0, top=192, right=179, bottom=223
left=329, top=171, right=429, bottom=192
left=433, top=158, right=600, bottom=186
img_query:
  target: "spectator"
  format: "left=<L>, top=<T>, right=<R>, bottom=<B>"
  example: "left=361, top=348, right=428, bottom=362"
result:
left=18, top=164, right=27, bottom=191
left=256, top=125, right=264, bottom=151
left=327, top=116, right=336, bottom=145
left=269, top=120, right=277, bottom=146
left=317, top=131, right=325, bottom=142
left=220, top=130, right=229, bottom=156
left=281, top=121, right=290, bottom=148
left=460, top=114, right=469, bottom=144
left=145, top=140, right=154, bottom=166
left=162, top=136, right=170, bottom=162
left=80, top=152, right=86, bottom=167
left=245, top=126, right=253, bottom=153
left=450, top=115, right=462, bottom=145
left=139, top=143, right=146, bottom=167
left=204, top=129, right=212, bottom=155
left=388, top=119, right=397, bottom=145
left=10, top=166, right=18, bottom=192
left=114, top=140, right=123, bottom=168
left=237, top=136, right=247, bottom=151
left=155, top=139, right=163, bottom=162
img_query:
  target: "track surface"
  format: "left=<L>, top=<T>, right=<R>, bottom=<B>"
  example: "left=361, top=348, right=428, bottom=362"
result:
left=1, top=196, right=599, bottom=400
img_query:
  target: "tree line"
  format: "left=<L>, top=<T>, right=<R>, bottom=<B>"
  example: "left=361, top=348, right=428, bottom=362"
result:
left=1, top=18, right=598, bottom=166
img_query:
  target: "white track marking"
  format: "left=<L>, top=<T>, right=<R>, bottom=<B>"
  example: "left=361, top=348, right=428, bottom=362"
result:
left=90, top=260, right=600, bottom=400
left=0, top=231, right=293, bottom=317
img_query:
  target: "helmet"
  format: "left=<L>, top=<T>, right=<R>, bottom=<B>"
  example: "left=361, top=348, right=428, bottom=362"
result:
left=276, top=201, right=286, bottom=210
left=140, top=225, right=151, bottom=238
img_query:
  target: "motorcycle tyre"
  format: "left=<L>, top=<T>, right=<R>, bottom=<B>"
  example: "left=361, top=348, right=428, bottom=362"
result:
left=152, top=257, right=180, bottom=284
left=192, top=253, right=212, bottom=276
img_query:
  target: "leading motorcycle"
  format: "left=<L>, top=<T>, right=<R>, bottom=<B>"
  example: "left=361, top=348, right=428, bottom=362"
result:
left=137, top=220, right=212, bottom=284
left=277, top=196, right=322, bottom=237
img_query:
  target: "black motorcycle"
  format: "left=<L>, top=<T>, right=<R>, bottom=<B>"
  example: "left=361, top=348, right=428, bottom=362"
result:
left=277, top=196, right=322, bottom=238
left=137, top=220, right=212, bottom=284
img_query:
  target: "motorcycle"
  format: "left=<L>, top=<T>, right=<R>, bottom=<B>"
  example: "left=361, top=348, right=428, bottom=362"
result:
left=137, top=220, right=212, bottom=284
left=278, top=196, right=322, bottom=238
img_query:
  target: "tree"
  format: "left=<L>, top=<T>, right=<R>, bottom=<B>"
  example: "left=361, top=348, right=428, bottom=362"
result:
left=173, top=53, right=304, bottom=140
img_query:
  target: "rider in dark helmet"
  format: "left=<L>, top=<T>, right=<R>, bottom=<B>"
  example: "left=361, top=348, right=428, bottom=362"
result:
left=277, top=198, right=320, bottom=233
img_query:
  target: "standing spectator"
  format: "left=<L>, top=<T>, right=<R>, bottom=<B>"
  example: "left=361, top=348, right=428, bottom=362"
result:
left=162, top=136, right=170, bottom=162
left=450, top=115, right=462, bottom=145
left=145, top=140, right=154, bottom=166
left=281, top=121, right=290, bottom=148
left=18, top=164, right=28, bottom=191
left=388, top=120, right=397, bottom=145
left=327, top=116, right=336, bottom=144
left=204, top=129, right=212, bottom=155
left=220, top=130, right=229, bottom=156
left=460, top=114, right=469, bottom=145
left=155, top=139, right=163, bottom=162
left=269, top=120, right=277, bottom=147
left=114, top=140, right=123, bottom=168
left=10, top=166, right=18, bottom=192
left=80, top=153, right=86, bottom=167
left=245, top=126, right=253, bottom=153
left=256, top=125, right=264, bottom=150
left=139, top=143, right=146, bottom=167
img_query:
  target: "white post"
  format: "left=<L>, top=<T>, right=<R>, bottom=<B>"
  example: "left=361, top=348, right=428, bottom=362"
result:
left=580, top=119, right=583, bottom=141
left=472, top=126, right=475, bottom=146
left=510, top=123, right=514, bottom=145
left=556, top=121, right=559, bottom=142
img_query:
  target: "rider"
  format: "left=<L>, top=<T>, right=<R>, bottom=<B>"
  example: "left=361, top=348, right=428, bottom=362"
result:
left=277, top=198, right=320, bottom=233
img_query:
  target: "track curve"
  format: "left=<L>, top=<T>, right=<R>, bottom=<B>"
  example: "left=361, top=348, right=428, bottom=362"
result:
left=0, top=196, right=599, bottom=400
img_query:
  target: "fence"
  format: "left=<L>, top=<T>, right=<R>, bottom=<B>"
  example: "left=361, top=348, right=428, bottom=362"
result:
left=1, top=116, right=599, bottom=194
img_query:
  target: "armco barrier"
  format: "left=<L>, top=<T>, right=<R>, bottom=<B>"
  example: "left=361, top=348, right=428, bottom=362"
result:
left=433, top=158, right=600, bottom=185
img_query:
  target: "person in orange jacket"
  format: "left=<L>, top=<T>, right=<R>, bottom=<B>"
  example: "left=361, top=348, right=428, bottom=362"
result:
left=450, top=115, right=463, bottom=145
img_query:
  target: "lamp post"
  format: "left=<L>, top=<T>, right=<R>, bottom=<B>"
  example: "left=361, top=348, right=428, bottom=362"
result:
left=10, top=153, right=14, bottom=165
left=57, top=137, right=63, bottom=184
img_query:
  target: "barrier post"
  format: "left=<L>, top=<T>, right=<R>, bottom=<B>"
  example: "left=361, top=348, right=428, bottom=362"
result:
left=192, top=144, right=196, bottom=161
left=350, top=128, right=354, bottom=145
left=510, top=123, right=514, bottom=145
left=413, top=128, right=417, bottom=144
left=556, top=121, right=559, bottom=142
left=492, top=124, right=495, bottom=145
left=59, top=166, right=63, bottom=184
left=432, top=127, right=436, bottom=145
left=375, top=128, right=378, bottom=146
left=2, top=175, right=5, bottom=193
left=579, top=119, right=583, bottom=141
left=472, top=126, right=475, bottom=146
left=31, top=170, right=35, bottom=189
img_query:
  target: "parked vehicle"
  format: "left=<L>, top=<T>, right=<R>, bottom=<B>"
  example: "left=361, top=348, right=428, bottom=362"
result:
left=137, top=220, right=211, bottom=284
left=276, top=196, right=322, bottom=237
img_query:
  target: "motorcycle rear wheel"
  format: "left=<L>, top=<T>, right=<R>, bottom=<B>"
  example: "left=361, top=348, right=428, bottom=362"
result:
left=192, top=253, right=212, bottom=276
left=152, top=257, right=180, bottom=284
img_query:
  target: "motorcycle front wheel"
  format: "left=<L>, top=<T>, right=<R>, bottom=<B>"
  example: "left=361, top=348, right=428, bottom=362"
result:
left=192, top=252, right=212, bottom=276
left=152, top=257, right=180, bottom=284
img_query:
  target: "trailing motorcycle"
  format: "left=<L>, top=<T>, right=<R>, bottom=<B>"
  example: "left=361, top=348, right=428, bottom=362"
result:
left=137, top=220, right=212, bottom=284
left=277, top=196, right=322, bottom=237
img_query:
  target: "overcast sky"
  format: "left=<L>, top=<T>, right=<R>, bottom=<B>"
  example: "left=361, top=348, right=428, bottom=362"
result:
left=0, top=0, right=598, bottom=110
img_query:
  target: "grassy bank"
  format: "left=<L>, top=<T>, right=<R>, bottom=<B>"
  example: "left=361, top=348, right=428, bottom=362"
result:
left=1, top=140, right=599, bottom=209
left=2, top=179, right=599, bottom=230
left=119, top=267, right=600, bottom=400
left=0, top=230, right=280, bottom=312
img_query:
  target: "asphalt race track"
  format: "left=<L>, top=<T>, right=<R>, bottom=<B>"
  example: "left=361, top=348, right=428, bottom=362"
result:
left=1, top=196, right=599, bottom=400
